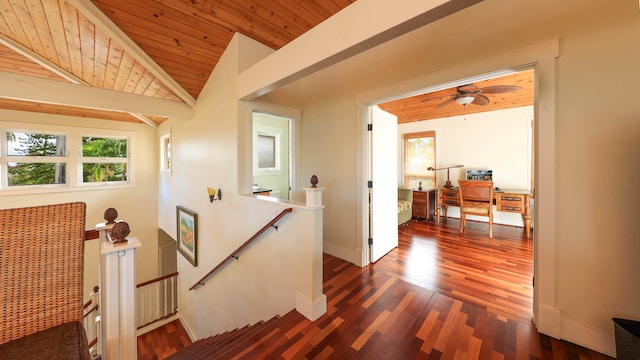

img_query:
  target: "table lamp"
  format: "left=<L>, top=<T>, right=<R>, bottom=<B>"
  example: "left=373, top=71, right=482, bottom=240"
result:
left=427, top=164, right=464, bottom=189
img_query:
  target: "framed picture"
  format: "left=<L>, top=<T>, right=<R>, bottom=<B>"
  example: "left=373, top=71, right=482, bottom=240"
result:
left=177, top=206, right=197, bottom=266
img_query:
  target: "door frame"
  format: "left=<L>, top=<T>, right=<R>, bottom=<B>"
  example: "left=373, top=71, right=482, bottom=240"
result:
left=356, top=40, right=559, bottom=336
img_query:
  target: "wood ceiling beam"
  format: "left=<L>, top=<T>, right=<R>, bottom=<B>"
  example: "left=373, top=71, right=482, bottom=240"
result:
left=0, top=34, right=159, bottom=127
left=69, top=0, right=196, bottom=107
left=0, top=71, right=191, bottom=119
left=238, top=0, right=484, bottom=100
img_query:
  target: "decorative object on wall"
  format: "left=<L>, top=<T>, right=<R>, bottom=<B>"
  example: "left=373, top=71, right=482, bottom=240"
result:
left=109, top=221, right=130, bottom=245
left=104, top=207, right=118, bottom=224
left=177, top=206, right=198, bottom=266
left=310, top=175, right=318, bottom=188
left=427, top=164, right=464, bottom=189
left=207, top=187, right=222, bottom=202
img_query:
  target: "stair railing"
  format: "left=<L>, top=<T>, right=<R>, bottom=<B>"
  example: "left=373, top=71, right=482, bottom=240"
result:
left=136, top=272, right=179, bottom=329
left=189, top=207, right=293, bottom=290
left=82, top=287, right=100, bottom=358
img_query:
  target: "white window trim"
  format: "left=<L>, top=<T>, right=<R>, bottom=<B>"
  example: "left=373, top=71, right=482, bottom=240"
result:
left=0, top=121, right=135, bottom=195
left=160, top=131, right=171, bottom=174
left=253, top=125, right=283, bottom=176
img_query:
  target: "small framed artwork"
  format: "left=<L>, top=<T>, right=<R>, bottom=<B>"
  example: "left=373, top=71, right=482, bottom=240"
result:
left=177, top=206, right=198, bottom=266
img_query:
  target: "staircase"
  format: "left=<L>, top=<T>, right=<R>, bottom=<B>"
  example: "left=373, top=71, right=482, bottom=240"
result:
left=166, top=310, right=308, bottom=359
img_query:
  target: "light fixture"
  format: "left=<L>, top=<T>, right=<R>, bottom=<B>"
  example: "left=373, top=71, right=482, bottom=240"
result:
left=427, top=164, right=464, bottom=189
left=207, top=187, right=222, bottom=202
left=455, top=95, right=475, bottom=106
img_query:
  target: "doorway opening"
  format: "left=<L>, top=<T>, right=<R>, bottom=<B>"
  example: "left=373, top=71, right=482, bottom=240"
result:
left=365, top=66, right=536, bottom=317
left=252, top=112, right=292, bottom=200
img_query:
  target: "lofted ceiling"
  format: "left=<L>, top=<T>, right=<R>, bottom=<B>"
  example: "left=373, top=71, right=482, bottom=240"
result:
left=0, top=0, right=532, bottom=127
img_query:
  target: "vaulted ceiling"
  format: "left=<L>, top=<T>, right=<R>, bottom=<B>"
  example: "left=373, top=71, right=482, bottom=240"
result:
left=0, top=0, right=532, bottom=127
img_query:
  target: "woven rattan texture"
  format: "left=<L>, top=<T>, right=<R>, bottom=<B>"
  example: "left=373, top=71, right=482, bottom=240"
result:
left=0, top=202, right=86, bottom=345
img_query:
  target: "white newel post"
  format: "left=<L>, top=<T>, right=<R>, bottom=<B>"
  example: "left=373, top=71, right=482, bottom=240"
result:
left=96, top=219, right=140, bottom=360
left=304, top=187, right=324, bottom=208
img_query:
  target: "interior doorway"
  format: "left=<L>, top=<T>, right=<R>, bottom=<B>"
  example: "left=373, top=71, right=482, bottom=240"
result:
left=252, top=112, right=292, bottom=200
left=365, top=66, right=536, bottom=313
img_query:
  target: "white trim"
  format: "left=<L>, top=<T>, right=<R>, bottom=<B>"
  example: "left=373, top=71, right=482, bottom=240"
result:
left=295, top=293, right=327, bottom=321
left=562, top=318, right=615, bottom=357
left=323, top=241, right=356, bottom=264
left=356, top=38, right=562, bottom=340
left=136, top=314, right=180, bottom=336
left=240, top=101, right=301, bottom=201
left=0, top=120, right=135, bottom=193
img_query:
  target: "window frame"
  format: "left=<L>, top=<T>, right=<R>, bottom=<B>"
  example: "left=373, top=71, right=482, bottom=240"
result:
left=0, top=121, right=135, bottom=194
left=79, top=134, right=129, bottom=186
left=403, top=130, right=436, bottom=189
left=160, top=132, right=171, bottom=174
left=4, top=130, right=69, bottom=188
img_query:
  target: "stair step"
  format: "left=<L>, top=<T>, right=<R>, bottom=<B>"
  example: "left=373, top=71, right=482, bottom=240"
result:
left=167, top=316, right=289, bottom=359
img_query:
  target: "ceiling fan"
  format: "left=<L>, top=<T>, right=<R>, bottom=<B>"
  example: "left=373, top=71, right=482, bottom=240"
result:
left=433, top=84, right=522, bottom=110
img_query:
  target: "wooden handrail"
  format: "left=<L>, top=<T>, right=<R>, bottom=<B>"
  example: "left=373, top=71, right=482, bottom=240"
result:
left=189, top=208, right=293, bottom=290
left=85, top=229, right=99, bottom=240
left=137, top=272, right=178, bottom=288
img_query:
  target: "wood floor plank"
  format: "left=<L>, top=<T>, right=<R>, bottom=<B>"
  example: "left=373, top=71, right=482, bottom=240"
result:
left=143, top=220, right=613, bottom=360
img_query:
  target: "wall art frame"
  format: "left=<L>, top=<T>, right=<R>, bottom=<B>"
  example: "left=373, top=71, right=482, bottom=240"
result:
left=176, top=205, right=198, bottom=266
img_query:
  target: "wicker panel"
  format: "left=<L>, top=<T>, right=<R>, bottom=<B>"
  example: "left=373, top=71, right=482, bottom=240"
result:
left=0, top=202, right=86, bottom=345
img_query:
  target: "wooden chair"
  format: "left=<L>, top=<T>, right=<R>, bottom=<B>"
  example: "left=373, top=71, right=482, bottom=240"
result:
left=458, top=180, right=494, bottom=238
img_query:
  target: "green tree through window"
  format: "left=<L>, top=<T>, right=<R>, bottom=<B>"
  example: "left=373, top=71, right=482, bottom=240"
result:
left=82, top=137, right=128, bottom=183
left=6, top=132, right=66, bottom=186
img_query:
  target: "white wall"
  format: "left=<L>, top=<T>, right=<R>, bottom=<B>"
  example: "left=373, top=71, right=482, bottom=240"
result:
left=157, top=34, right=324, bottom=340
left=254, top=0, right=639, bottom=356
left=399, top=106, right=533, bottom=226
left=0, top=110, right=159, bottom=300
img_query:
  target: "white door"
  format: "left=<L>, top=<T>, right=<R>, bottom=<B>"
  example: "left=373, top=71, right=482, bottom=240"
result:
left=370, top=105, right=398, bottom=262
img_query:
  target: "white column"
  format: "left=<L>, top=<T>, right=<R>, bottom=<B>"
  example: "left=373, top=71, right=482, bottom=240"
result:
left=99, top=234, right=141, bottom=360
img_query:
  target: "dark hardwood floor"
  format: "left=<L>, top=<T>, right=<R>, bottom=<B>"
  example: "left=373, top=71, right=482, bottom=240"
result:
left=138, top=219, right=612, bottom=359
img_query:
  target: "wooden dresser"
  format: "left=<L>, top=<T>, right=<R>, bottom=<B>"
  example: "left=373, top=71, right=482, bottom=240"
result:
left=412, top=189, right=436, bottom=220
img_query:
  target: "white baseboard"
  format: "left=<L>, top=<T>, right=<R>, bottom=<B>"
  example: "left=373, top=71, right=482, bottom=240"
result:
left=537, top=304, right=615, bottom=357
left=296, top=292, right=327, bottom=321
left=136, top=314, right=180, bottom=336
left=323, top=241, right=356, bottom=264
left=177, top=313, right=198, bottom=342
left=561, top=318, right=615, bottom=357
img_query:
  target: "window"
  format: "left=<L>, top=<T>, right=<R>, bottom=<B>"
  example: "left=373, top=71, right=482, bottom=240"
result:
left=1, top=122, right=134, bottom=192
left=5, top=131, right=67, bottom=186
left=257, top=134, right=276, bottom=169
left=252, top=126, right=282, bottom=174
left=81, top=136, right=128, bottom=183
left=160, top=133, right=171, bottom=172
left=404, top=131, right=436, bottom=189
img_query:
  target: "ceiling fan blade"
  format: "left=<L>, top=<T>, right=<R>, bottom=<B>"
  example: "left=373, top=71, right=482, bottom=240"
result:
left=457, top=84, right=479, bottom=93
left=435, top=98, right=456, bottom=110
left=480, top=85, right=522, bottom=94
left=472, top=94, right=489, bottom=106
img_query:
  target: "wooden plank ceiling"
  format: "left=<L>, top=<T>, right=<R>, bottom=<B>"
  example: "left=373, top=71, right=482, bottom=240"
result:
left=378, top=69, right=534, bottom=124
left=0, top=0, right=532, bottom=126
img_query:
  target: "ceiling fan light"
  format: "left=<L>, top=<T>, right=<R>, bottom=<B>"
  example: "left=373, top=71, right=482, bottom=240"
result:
left=455, top=96, right=475, bottom=106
